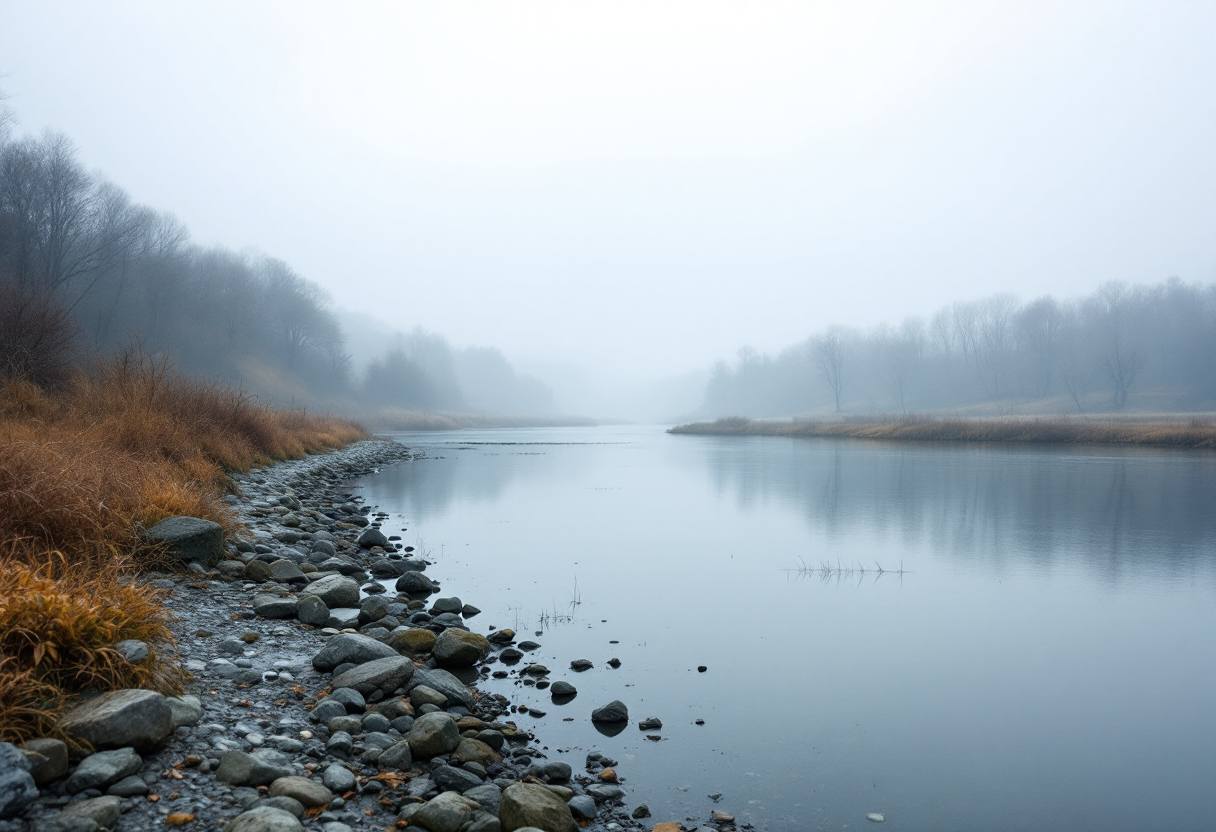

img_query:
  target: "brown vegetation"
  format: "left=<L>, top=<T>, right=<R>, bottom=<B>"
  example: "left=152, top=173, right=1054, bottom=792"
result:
left=0, top=351, right=368, bottom=741
left=669, top=415, right=1216, bottom=449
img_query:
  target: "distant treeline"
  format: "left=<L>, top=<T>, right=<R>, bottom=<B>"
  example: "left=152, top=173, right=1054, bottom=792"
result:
left=703, top=280, right=1216, bottom=417
left=0, top=112, right=553, bottom=416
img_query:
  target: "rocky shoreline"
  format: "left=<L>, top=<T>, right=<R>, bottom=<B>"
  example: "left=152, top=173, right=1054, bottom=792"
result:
left=1, top=438, right=697, bottom=832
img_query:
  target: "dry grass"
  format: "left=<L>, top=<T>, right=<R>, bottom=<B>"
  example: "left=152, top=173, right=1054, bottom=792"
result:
left=669, top=415, right=1216, bottom=449
left=0, top=350, right=368, bottom=741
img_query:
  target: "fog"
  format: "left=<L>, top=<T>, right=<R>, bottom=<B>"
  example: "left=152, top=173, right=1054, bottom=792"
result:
left=2, top=2, right=1214, bottom=420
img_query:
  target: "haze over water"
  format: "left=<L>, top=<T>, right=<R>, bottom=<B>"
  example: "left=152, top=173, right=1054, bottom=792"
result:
left=355, top=426, right=1216, bottom=832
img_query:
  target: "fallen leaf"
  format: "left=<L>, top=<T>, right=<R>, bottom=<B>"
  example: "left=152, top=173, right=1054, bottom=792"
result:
left=165, top=813, right=195, bottom=825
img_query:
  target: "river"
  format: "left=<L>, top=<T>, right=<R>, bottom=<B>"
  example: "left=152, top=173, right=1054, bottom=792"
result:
left=352, top=425, right=1216, bottom=832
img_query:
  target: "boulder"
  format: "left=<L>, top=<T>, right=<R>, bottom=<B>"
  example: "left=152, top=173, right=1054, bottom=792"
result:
left=408, top=713, right=461, bottom=758
left=22, top=738, right=68, bottom=786
left=409, top=685, right=449, bottom=709
left=377, top=739, right=414, bottom=772
left=432, top=629, right=490, bottom=667
left=224, top=806, right=305, bottom=832
left=64, top=747, right=141, bottom=794
left=114, top=639, right=149, bottom=663
left=254, top=594, right=299, bottom=619
left=297, top=595, right=330, bottom=627
left=412, top=791, right=482, bottom=832
left=396, top=571, right=437, bottom=594
left=299, top=574, right=360, bottom=608
left=330, top=656, right=414, bottom=695
left=165, top=695, right=203, bottom=728
left=0, top=742, right=38, bottom=820
left=450, top=738, right=501, bottom=768
left=268, top=560, right=307, bottom=584
left=498, top=783, right=577, bottom=832
left=244, top=559, right=273, bottom=581
left=59, top=689, right=173, bottom=752
left=386, top=628, right=437, bottom=657
left=357, top=528, right=390, bottom=549
left=268, top=775, right=334, bottom=808
left=58, top=796, right=121, bottom=829
left=590, top=701, right=628, bottom=724
left=429, top=597, right=463, bottom=615
left=312, top=634, right=398, bottom=671
left=409, top=668, right=475, bottom=708
left=143, top=515, right=224, bottom=566
left=432, top=764, right=483, bottom=793
left=322, top=764, right=356, bottom=794
left=464, top=783, right=503, bottom=815
left=549, top=682, right=576, bottom=698
left=215, top=749, right=294, bottom=787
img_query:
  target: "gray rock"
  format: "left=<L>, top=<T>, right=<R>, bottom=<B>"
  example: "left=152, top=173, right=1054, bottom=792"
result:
left=262, top=796, right=305, bottom=818
left=327, top=688, right=366, bottom=714
left=432, top=629, right=490, bottom=667
left=114, top=639, right=149, bottom=663
left=377, top=739, right=413, bottom=771
left=548, top=682, right=576, bottom=697
left=541, top=762, right=571, bottom=782
left=464, top=783, right=502, bottom=815
left=369, top=559, right=407, bottom=578
left=330, top=656, right=414, bottom=695
left=224, top=806, right=305, bottom=832
left=22, top=738, right=68, bottom=786
left=321, top=764, right=356, bottom=794
left=466, top=812, right=501, bottom=832
left=254, top=594, right=299, bottom=619
left=359, top=595, right=390, bottom=624
left=299, top=574, right=360, bottom=608
left=297, top=595, right=330, bottom=627
left=412, top=791, right=481, bottom=832
left=309, top=700, right=347, bottom=725
left=567, top=795, right=597, bottom=820
left=499, top=783, right=577, bottom=832
left=590, top=701, right=628, bottom=724
left=245, top=559, right=273, bottom=581
left=215, top=749, right=294, bottom=787
left=325, top=732, right=353, bottom=758
left=268, top=559, right=307, bottom=584
left=143, top=515, right=224, bottom=566
left=432, top=764, right=483, bottom=793
left=217, top=637, right=247, bottom=655
left=395, top=571, right=437, bottom=594
left=58, top=796, right=121, bottom=830
left=105, top=774, right=149, bottom=796
left=0, top=742, right=38, bottom=820
left=65, top=747, right=141, bottom=794
left=59, top=689, right=173, bottom=752
left=34, top=814, right=98, bottom=832
left=325, top=608, right=361, bottom=629
left=410, top=685, right=448, bottom=709
left=312, top=634, right=398, bottom=671
left=165, top=695, right=203, bottom=728
left=326, top=716, right=362, bottom=735
left=409, top=668, right=475, bottom=708
left=362, top=712, right=391, bottom=733
left=311, top=540, right=337, bottom=558
left=408, top=713, right=461, bottom=758
left=429, top=597, right=463, bottom=615
left=268, top=775, right=334, bottom=808
left=357, top=528, right=390, bottom=549
left=584, top=784, right=625, bottom=802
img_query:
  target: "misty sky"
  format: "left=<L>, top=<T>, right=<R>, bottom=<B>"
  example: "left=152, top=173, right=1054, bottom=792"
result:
left=3, top=1, right=1214, bottom=383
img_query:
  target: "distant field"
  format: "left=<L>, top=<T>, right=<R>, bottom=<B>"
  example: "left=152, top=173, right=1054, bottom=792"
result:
left=668, top=415, right=1216, bottom=449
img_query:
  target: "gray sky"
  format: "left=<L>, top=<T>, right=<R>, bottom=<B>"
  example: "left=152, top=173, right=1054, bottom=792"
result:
left=3, top=0, right=1214, bottom=385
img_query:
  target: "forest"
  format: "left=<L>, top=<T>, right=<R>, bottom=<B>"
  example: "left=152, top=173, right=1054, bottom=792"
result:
left=701, top=279, right=1216, bottom=418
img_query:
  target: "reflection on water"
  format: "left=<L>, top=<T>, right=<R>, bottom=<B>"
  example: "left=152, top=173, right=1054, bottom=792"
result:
left=356, top=427, right=1216, bottom=832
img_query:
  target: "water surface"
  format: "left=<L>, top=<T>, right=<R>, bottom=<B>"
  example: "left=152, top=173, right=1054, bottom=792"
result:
left=354, top=426, right=1216, bottom=831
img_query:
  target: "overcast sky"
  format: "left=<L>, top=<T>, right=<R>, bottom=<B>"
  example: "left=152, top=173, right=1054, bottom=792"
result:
left=3, top=1, right=1214, bottom=385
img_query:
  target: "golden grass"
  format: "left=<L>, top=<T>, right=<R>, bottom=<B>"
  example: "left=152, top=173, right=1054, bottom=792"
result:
left=0, top=350, right=369, bottom=741
left=669, top=415, right=1216, bottom=449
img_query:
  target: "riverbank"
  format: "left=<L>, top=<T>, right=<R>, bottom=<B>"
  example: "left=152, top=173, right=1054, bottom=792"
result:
left=0, top=438, right=669, bottom=832
left=668, top=415, right=1216, bottom=448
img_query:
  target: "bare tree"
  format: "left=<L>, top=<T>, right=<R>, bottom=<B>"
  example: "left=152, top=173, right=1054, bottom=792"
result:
left=811, top=328, right=846, bottom=413
left=1094, top=281, right=1143, bottom=409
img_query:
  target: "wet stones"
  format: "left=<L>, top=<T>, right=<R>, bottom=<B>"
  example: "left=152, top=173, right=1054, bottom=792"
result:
left=590, top=700, right=629, bottom=724
left=408, top=712, right=461, bottom=758
left=499, top=782, right=578, bottom=832
left=569, top=659, right=593, bottom=671
left=299, top=574, right=360, bottom=608
left=356, top=528, right=390, bottom=549
left=329, top=655, right=414, bottom=695
left=142, top=515, right=224, bottom=567
left=297, top=594, right=329, bottom=626
left=224, top=805, right=305, bottom=832
left=214, top=749, right=294, bottom=787
left=58, top=689, right=173, bottom=752
left=396, top=571, right=437, bottom=594
left=253, top=593, right=298, bottom=618
left=433, top=628, right=491, bottom=667
left=268, top=775, right=334, bottom=807
left=21, top=738, right=68, bottom=786
left=64, top=747, right=141, bottom=794
left=311, top=633, right=398, bottom=671
left=0, top=742, right=38, bottom=820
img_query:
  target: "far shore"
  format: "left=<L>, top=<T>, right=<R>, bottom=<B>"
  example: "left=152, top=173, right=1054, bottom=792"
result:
left=668, top=415, right=1216, bottom=449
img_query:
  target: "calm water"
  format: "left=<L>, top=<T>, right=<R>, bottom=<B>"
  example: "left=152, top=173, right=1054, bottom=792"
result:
left=353, top=426, right=1216, bottom=832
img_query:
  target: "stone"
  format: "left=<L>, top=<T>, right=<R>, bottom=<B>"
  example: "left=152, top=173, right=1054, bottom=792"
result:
left=711, top=810, right=735, bottom=823
left=590, top=701, right=628, bottom=724
left=430, top=597, right=463, bottom=615
left=433, top=629, right=491, bottom=667
left=245, top=559, right=273, bottom=581
left=263, top=796, right=305, bottom=818
left=254, top=594, right=298, bottom=619
left=638, top=717, right=662, bottom=731
left=215, top=749, right=294, bottom=787
left=498, top=783, right=577, bottom=832
left=0, top=742, right=38, bottom=820
left=322, top=764, right=356, bottom=794
left=312, top=634, right=398, bottom=671
left=143, top=516, right=224, bottom=566
left=396, top=571, right=437, bottom=594
left=410, top=685, right=449, bottom=709
left=22, top=738, right=68, bottom=786
left=299, top=574, right=360, bottom=608
left=330, top=656, right=414, bottom=695
left=369, top=558, right=407, bottom=578
left=549, top=682, right=576, bottom=697
left=114, top=639, right=149, bottom=663
left=486, top=629, right=515, bottom=645
left=310, top=700, right=347, bottom=725
left=165, top=694, right=203, bottom=728
left=65, top=747, right=141, bottom=794
left=268, top=559, right=307, bottom=584
left=569, top=659, right=592, bottom=671
left=35, top=813, right=98, bottom=832
left=568, top=795, right=597, bottom=820
left=867, top=813, right=885, bottom=822
left=377, top=740, right=413, bottom=771
left=432, top=764, right=483, bottom=793
left=58, top=796, right=121, bottom=830
left=450, top=738, right=501, bottom=768
left=327, top=687, right=366, bottom=714
left=386, top=627, right=437, bottom=656
left=464, top=783, right=503, bottom=815
left=59, top=689, right=173, bottom=752
left=631, top=805, right=650, bottom=819
left=311, top=540, right=337, bottom=558
left=268, top=775, right=334, bottom=808
left=541, top=761, right=571, bottom=782
left=412, top=791, right=482, bottom=832
left=357, top=528, right=390, bottom=549
left=297, top=595, right=330, bottom=627
left=410, top=668, right=475, bottom=708
left=584, top=784, right=624, bottom=802
left=326, top=608, right=361, bottom=629
left=359, top=595, right=390, bottom=624
left=408, top=712, right=461, bottom=758
left=224, top=806, right=305, bottom=832
left=106, top=774, right=149, bottom=796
